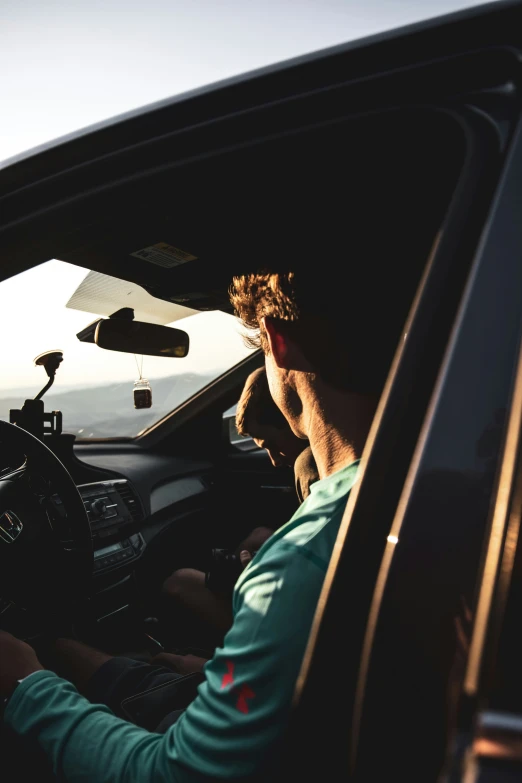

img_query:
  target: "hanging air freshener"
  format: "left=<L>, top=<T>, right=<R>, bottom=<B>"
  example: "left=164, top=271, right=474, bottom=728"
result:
left=134, top=378, right=152, bottom=409
left=133, top=355, right=152, bottom=409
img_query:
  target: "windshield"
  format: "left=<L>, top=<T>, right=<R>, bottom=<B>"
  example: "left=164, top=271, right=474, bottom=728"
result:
left=0, top=260, right=254, bottom=439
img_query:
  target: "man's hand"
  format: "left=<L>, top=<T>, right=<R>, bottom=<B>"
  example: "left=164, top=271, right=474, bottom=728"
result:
left=239, top=550, right=253, bottom=570
left=0, top=630, right=43, bottom=697
left=236, top=526, right=273, bottom=571
left=236, top=526, right=273, bottom=557
left=151, top=652, right=207, bottom=675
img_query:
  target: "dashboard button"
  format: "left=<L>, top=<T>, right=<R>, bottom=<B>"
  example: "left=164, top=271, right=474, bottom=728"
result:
left=130, top=534, right=141, bottom=550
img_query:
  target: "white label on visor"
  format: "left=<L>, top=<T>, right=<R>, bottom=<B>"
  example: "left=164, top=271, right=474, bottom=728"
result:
left=130, top=242, right=198, bottom=268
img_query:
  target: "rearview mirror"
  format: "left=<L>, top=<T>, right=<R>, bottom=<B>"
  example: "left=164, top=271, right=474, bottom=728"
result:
left=95, top=319, right=189, bottom=357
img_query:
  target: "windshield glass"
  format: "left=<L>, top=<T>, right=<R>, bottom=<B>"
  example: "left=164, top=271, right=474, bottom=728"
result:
left=0, top=260, right=254, bottom=439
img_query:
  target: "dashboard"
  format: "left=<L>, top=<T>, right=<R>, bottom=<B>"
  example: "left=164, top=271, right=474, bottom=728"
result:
left=7, top=423, right=287, bottom=631
left=38, top=433, right=281, bottom=629
left=71, top=445, right=215, bottom=576
left=51, top=478, right=146, bottom=574
left=48, top=442, right=215, bottom=588
left=45, top=444, right=219, bottom=628
left=77, top=479, right=145, bottom=573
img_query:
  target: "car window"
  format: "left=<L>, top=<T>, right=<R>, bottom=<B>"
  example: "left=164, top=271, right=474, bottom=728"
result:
left=223, top=403, right=259, bottom=452
left=0, top=260, right=255, bottom=439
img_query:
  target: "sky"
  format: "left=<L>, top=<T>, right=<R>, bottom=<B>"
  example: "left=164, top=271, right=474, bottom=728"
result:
left=0, top=0, right=497, bottom=398
left=1, top=0, right=496, bottom=163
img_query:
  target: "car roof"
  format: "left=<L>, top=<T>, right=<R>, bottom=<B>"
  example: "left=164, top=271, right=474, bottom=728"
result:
left=0, top=0, right=519, bottom=309
left=0, top=0, right=517, bottom=186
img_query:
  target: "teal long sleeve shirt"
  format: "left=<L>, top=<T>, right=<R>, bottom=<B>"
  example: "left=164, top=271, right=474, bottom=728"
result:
left=6, top=461, right=359, bottom=782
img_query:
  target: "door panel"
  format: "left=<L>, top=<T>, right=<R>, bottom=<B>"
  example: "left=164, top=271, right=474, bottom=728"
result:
left=354, top=118, right=522, bottom=779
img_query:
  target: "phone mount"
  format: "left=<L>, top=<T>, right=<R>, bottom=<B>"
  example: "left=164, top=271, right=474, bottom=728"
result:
left=9, top=351, right=64, bottom=441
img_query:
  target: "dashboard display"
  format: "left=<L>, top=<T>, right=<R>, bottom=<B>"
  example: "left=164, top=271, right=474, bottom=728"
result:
left=95, top=542, right=123, bottom=557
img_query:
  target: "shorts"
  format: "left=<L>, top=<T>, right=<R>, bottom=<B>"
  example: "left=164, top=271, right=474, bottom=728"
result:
left=87, top=656, right=190, bottom=732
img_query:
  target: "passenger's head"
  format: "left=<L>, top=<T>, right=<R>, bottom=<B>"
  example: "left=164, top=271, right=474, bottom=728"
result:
left=230, top=267, right=412, bottom=439
left=236, top=367, right=307, bottom=467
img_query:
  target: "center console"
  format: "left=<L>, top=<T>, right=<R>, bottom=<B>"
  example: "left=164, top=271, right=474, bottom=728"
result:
left=91, top=536, right=143, bottom=572
left=76, top=479, right=145, bottom=573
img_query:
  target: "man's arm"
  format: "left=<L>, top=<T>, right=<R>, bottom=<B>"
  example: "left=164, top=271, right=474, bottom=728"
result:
left=2, top=542, right=326, bottom=782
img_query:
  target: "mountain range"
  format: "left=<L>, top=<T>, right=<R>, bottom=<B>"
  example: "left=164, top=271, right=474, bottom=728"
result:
left=0, top=372, right=216, bottom=438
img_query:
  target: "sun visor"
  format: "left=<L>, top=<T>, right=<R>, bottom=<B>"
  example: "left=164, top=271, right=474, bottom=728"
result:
left=66, top=270, right=198, bottom=324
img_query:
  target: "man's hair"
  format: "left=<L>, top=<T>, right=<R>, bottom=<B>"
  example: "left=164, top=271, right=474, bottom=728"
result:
left=236, top=367, right=289, bottom=437
left=230, top=266, right=416, bottom=394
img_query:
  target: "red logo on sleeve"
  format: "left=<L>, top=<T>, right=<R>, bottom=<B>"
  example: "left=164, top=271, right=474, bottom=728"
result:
left=221, top=660, right=256, bottom=713
left=236, top=684, right=256, bottom=714
left=221, top=660, right=235, bottom=689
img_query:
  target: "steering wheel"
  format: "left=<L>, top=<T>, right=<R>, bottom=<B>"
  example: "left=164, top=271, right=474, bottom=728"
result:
left=0, top=420, right=92, bottom=623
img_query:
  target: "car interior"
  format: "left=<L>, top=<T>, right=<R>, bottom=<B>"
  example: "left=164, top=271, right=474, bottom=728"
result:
left=0, top=109, right=466, bottom=641
left=0, top=29, right=515, bottom=774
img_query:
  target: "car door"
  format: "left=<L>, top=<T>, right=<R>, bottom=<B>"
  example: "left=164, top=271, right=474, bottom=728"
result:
left=278, top=4, right=522, bottom=782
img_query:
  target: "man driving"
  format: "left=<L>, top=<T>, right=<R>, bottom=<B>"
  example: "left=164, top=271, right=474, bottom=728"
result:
left=0, top=264, right=407, bottom=781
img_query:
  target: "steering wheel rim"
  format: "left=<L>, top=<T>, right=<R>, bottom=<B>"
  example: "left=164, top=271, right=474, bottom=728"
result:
left=0, top=420, right=92, bottom=612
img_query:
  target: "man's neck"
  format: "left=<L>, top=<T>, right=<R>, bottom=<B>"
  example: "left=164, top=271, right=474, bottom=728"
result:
left=303, top=386, right=376, bottom=480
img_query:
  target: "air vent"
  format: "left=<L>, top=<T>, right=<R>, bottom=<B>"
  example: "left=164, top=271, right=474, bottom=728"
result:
left=81, top=483, right=106, bottom=495
left=117, top=481, right=143, bottom=522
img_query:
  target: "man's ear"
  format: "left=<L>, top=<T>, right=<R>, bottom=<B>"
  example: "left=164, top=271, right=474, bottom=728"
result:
left=263, top=317, right=307, bottom=370
left=263, top=317, right=288, bottom=368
